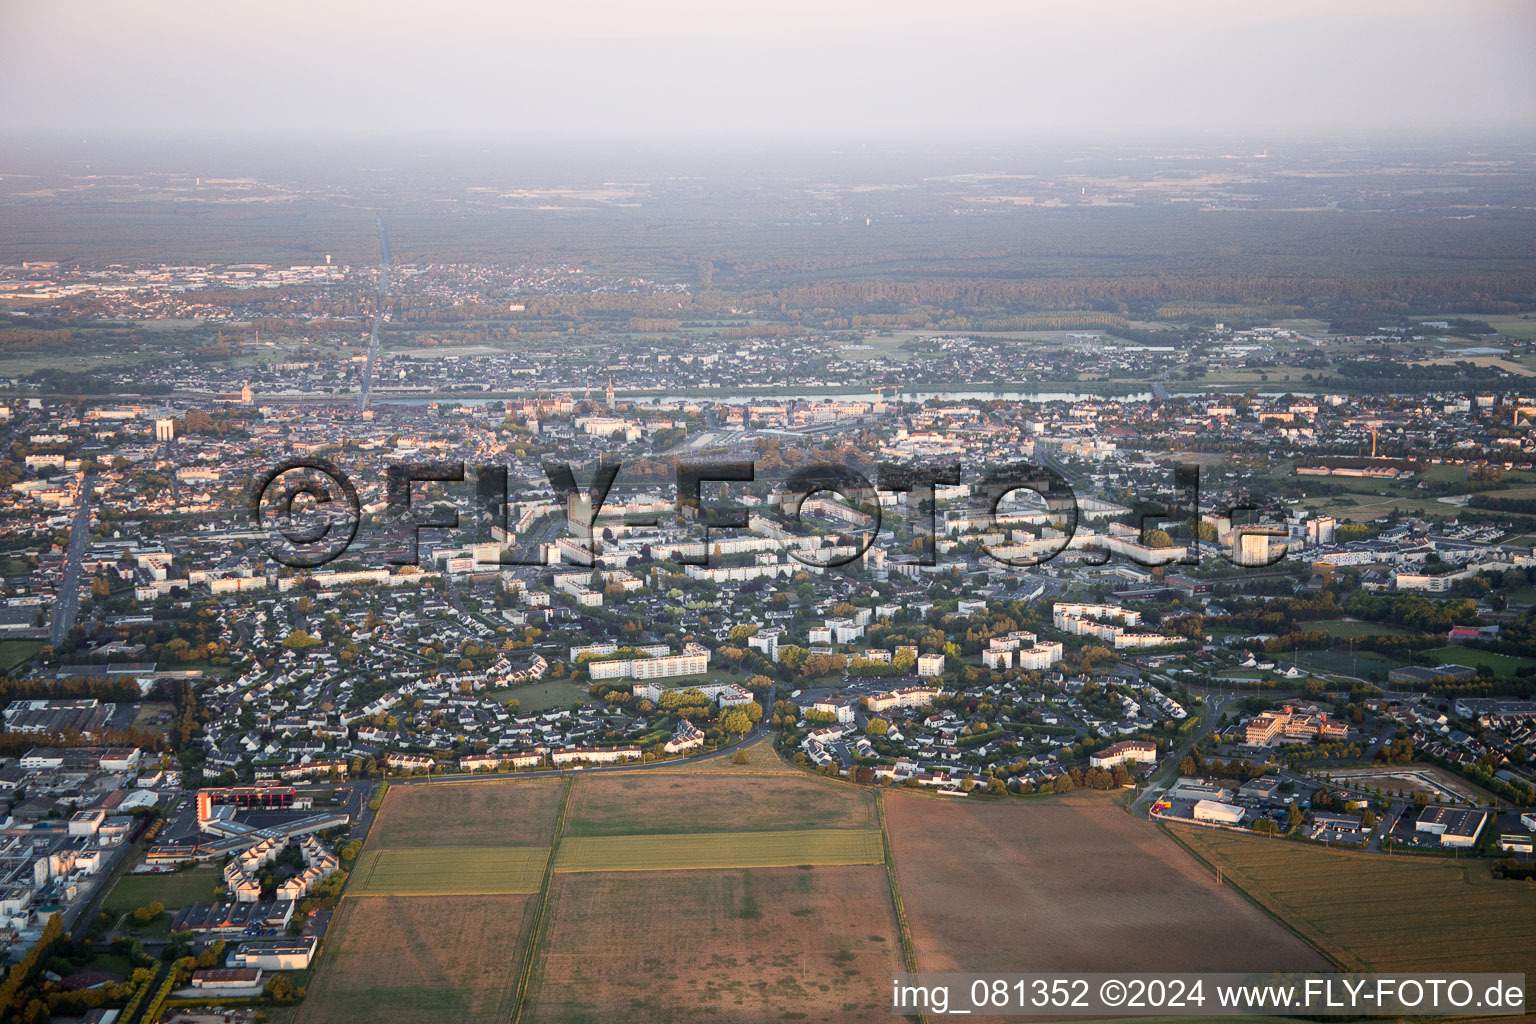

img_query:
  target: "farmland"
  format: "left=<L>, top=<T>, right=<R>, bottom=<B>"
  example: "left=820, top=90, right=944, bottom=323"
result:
left=554, top=828, right=884, bottom=873
left=644, top=734, right=800, bottom=775
left=1171, top=827, right=1536, bottom=981
left=368, top=779, right=565, bottom=848
left=295, top=894, right=536, bottom=1024
left=884, top=793, right=1330, bottom=978
left=563, top=772, right=876, bottom=836
left=524, top=866, right=903, bottom=1024
left=351, top=846, right=549, bottom=895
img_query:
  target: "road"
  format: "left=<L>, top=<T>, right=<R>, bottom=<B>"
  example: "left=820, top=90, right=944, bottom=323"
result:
left=358, top=214, right=390, bottom=412
left=1130, top=693, right=1229, bottom=815
left=50, top=471, right=96, bottom=647
left=391, top=721, right=771, bottom=787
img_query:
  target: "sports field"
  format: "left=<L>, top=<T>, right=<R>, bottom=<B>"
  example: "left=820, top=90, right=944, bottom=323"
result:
left=884, top=793, right=1330, bottom=979
left=368, top=779, right=565, bottom=848
left=295, top=894, right=536, bottom=1024
left=1172, top=826, right=1536, bottom=978
left=103, top=864, right=222, bottom=919
left=524, top=866, right=903, bottom=1024
left=563, top=772, right=876, bottom=836
left=1421, top=645, right=1535, bottom=677
left=350, top=846, right=550, bottom=895
left=555, top=828, right=884, bottom=873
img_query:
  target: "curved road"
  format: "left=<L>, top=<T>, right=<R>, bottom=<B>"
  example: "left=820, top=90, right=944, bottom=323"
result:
left=391, top=721, right=773, bottom=788
left=1130, top=693, right=1229, bottom=815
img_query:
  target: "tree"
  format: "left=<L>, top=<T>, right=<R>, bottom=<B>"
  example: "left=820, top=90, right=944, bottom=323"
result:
left=731, top=749, right=750, bottom=765
left=866, top=717, right=889, bottom=736
left=266, top=974, right=297, bottom=1001
left=282, top=629, right=322, bottom=650
left=133, top=901, right=165, bottom=923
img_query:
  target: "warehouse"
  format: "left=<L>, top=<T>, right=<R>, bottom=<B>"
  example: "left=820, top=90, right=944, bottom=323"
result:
left=227, top=936, right=317, bottom=970
left=1414, top=806, right=1488, bottom=848
left=1192, top=799, right=1245, bottom=825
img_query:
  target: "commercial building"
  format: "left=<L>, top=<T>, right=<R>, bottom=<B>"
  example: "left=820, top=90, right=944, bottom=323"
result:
left=1414, top=806, right=1488, bottom=848
left=227, top=936, right=317, bottom=971
left=1242, top=706, right=1347, bottom=746
left=1192, top=799, right=1245, bottom=825
left=1089, top=739, right=1157, bottom=769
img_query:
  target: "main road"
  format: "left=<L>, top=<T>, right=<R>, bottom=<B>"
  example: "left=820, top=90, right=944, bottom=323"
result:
left=1130, top=691, right=1229, bottom=815
left=390, top=719, right=773, bottom=788
left=50, top=471, right=96, bottom=647
left=358, top=214, right=390, bottom=413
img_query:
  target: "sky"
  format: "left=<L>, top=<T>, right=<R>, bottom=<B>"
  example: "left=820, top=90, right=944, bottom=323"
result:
left=2, top=0, right=1534, bottom=143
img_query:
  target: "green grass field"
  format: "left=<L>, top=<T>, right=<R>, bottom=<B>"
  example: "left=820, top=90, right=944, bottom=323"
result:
left=554, top=829, right=885, bottom=873
left=1314, top=619, right=1415, bottom=639
left=350, top=846, right=550, bottom=895
left=103, top=864, right=222, bottom=918
left=1289, top=649, right=1401, bottom=679
left=1420, top=646, right=1534, bottom=677
left=1170, top=827, right=1536, bottom=981
left=0, top=639, right=44, bottom=675
left=488, top=678, right=590, bottom=712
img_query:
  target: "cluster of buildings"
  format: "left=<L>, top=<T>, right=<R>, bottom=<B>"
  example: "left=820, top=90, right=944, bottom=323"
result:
left=0, top=742, right=164, bottom=955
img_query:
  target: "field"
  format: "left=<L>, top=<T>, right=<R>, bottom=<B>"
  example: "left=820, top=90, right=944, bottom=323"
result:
left=1421, top=646, right=1535, bottom=677
left=563, top=772, right=875, bottom=836
left=103, top=864, right=222, bottom=918
left=883, top=793, right=1330, bottom=978
left=524, top=866, right=903, bottom=1024
left=490, top=678, right=591, bottom=712
left=351, top=846, right=549, bottom=895
left=1171, top=826, right=1536, bottom=980
left=644, top=734, right=801, bottom=775
left=554, top=829, right=885, bottom=873
left=1288, top=649, right=1401, bottom=679
left=1315, top=618, right=1415, bottom=639
left=295, top=894, right=536, bottom=1024
left=0, top=639, right=43, bottom=674
left=368, top=779, right=564, bottom=848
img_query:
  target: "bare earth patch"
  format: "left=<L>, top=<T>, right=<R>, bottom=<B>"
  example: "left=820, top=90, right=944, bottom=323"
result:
left=884, top=793, right=1330, bottom=976
left=526, top=866, right=902, bottom=1024
left=296, top=894, right=535, bottom=1024
left=369, top=779, right=564, bottom=848
left=563, top=772, right=876, bottom=836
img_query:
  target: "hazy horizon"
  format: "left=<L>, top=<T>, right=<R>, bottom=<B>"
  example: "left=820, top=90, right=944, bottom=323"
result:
left=3, top=0, right=1534, bottom=144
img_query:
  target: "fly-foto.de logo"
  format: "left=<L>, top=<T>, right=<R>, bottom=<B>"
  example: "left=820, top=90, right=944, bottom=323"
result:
left=249, top=457, right=1287, bottom=572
